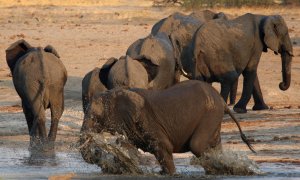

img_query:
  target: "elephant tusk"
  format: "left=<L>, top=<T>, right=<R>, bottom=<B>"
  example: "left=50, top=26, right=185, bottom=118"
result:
left=180, top=68, right=192, bottom=79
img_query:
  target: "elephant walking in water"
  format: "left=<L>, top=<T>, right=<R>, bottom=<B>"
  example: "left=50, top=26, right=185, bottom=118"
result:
left=6, top=39, right=67, bottom=150
left=181, top=13, right=293, bottom=113
left=80, top=80, right=255, bottom=175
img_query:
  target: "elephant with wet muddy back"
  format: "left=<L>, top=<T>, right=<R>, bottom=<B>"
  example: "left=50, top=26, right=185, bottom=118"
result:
left=82, top=32, right=178, bottom=111
left=80, top=80, right=255, bottom=175
left=177, top=13, right=293, bottom=113
left=82, top=55, right=149, bottom=113
left=6, top=39, right=67, bottom=150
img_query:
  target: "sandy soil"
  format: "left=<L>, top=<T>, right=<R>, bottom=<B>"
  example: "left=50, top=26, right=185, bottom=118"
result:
left=0, top=0, right=299, bottom=178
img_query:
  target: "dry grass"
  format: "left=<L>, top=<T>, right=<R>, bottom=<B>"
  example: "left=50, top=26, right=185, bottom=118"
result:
left=0, top=0, right=153, bottom=7
left=214, top=6, right=300, bottom=16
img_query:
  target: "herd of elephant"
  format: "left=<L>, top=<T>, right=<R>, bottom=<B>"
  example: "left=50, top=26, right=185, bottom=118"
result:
left=6, top=9, right=293, bottom=175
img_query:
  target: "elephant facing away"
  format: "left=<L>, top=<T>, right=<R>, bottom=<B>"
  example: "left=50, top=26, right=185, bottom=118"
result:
left=82, top=55, right=148, bottom=112
left=6, top=39, right=67, bottom=150
left=126, top=32, right=179, bottom=89
left=80, top=80, right=255, bottom=175
left=189, top=13, right=293, bottom=113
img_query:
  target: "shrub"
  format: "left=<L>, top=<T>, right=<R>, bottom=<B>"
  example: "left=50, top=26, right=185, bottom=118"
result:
left=181, top=0, right=300, bottom=8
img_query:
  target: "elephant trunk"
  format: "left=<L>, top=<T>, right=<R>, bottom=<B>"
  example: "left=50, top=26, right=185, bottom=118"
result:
left=279, top=50, right=292, bottom=91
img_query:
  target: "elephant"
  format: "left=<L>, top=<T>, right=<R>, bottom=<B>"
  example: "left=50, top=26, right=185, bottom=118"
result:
left=151, top=10, right=228, bottom=74
left=82, top=67, right=107, bottom=114
left=126, top=32, right=179, bottom=89
left=80, top=80, right=255, bottom=175
left=6, top=39, right=67, bottom=150
left=182, top=13, right=293, bottom=113
left=82, top=55, right=149, bottom=113
left=151, top=10, right=241, bottom=105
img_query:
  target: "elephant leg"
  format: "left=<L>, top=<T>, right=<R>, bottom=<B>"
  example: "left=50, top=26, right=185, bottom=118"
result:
left=28, top=96, right=47, bottom=145
left=153, top=138, right=175, bottom=175
left=48, top=92, right=64, bottom=143
left=252, top=76, right=269, bottom=111
left=189, top=117, right=222, bottom=157
left=220, top=83, right=231, bottom=103
left=29, top=109, right=46, bottom=148
left=36, top=111, right=47, bottom=144
left=220, top=72, right=238, bottom=103
left=233, top=71, right=257, bottom=113
left=229, top=79, right=238, bottom=105
left=22, top=101, right=34, bottom=134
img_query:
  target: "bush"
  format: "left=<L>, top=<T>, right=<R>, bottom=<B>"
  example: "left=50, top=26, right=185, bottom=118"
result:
left=181, top=0, right=300, bottom=8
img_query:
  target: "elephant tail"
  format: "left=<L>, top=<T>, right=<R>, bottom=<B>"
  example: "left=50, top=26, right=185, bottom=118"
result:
left=37, top=47, right=49, bottom=99
left=224, top=104, right=256, bottom=153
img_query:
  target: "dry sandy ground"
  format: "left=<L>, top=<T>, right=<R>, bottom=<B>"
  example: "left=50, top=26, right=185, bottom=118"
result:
left=0, top=0, right=299, bottom=178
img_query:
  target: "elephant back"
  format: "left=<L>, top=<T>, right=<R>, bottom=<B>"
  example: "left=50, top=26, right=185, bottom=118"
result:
left=140, top=34, right=176, bottom=89
left=107, top=56, right=148, bottom=89
left=151, top=12, right=187, bottom=36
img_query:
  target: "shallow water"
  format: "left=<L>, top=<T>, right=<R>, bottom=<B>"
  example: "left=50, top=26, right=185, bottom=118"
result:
left=0, top=147, right=299, bottom=179
left=0, top=147, right=100, bottom=179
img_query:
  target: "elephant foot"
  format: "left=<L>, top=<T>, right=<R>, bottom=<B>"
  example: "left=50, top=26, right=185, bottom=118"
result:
left=229, top=100, right=235, bottom=106
left=233, top=106, right=247, bottom=113
left=252, top=103, right=269, bottom=111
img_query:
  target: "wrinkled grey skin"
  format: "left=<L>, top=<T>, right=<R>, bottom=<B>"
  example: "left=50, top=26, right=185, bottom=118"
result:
left=82, top=55, right=149, bottom=113
left=107, top=56, right=149, bottom=89
left=126, top=32, right=179, bottom=89
left=151, top=10, right=241, bottom=105
left=152, top=10, right=227, bottom=74
left=80, top=80, right=254, bottom=175
left=6, top=39, right=67, bottom=150
left=189, top=13, right=293, bottom=113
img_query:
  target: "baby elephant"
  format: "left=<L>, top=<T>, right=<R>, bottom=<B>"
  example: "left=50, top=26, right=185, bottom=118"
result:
left=6, top=39, right=67, bottom=150
left=80, top=80, right=254, bottom=175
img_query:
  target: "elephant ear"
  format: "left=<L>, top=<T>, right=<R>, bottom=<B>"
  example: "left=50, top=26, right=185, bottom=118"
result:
left=99, top=57, right=118, bottom=88
left=6, top=39, right=32, bottom=72
left=115, top=89, right=145, bottom=123
left=82, top=67, right=107, bottom=113
left=44, top=45, right=60, bottom=58
left=213, top=12, right=228, bottom=20
left=131, top=54, right=159, bottom=83
left=263, top=16, right=280, bottom=53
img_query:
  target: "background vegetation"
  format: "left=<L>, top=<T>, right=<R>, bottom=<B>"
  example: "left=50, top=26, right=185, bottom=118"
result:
left=154, top=0, right=300, bottom=8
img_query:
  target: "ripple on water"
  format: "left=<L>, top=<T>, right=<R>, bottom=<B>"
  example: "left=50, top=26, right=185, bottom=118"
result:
left=0, top=147, right=299, bottom=179
left=0, top=147, right=100, bottom=179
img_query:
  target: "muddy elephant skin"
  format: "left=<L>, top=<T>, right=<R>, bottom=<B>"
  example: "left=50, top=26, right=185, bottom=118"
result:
left=6, top=39, right=67, bottom=150
left=80, top=80, right=254, bottom=175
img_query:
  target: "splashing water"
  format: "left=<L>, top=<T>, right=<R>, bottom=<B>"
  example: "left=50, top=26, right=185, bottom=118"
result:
left=79, top=132, right=144, bottom=175
left=190, top=147, right=263, bottom=175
